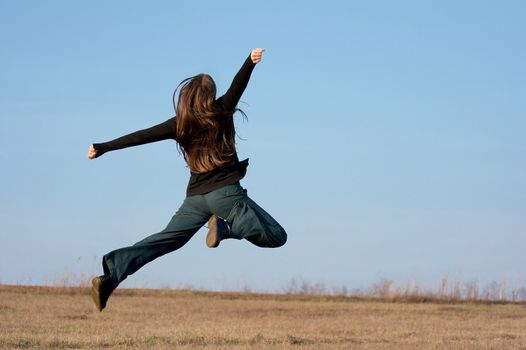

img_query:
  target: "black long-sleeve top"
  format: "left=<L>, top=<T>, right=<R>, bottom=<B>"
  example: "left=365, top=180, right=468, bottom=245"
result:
left=93, top=54, right=256, bottom=196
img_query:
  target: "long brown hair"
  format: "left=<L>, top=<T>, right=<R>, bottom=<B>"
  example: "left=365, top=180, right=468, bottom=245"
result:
left=172, top=74, right=245, bottom=173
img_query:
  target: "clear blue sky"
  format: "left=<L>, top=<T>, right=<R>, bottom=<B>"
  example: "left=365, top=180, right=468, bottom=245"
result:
left=1, top=0, right=525, bottom=292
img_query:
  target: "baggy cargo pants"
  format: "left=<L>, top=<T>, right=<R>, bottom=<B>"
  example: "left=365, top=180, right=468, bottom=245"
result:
left=102, top=182, right=287, bottom=287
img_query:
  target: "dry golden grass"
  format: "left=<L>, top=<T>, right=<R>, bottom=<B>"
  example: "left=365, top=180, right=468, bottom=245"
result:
left=1, top=284, right=526, bottom=349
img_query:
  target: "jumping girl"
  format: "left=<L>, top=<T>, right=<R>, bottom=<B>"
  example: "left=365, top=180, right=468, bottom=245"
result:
left=88, top=48, right=287, bottom=311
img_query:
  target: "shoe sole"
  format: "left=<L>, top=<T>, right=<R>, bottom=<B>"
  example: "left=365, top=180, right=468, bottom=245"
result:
left=91, top=277, right=104, bottom=312
left=206, top=215, right=220, bottom=248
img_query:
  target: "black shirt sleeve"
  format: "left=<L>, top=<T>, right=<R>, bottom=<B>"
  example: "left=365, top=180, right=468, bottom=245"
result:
left=216, top=54, right=256, bottom=111
left=93, top=117, right=177, bottom=158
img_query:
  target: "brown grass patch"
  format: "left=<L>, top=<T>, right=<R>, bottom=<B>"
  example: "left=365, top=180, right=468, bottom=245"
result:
left=1, top=284, right=526, bottom=349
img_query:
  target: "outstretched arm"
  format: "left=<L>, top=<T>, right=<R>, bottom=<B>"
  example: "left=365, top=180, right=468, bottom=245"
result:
left=216, top=48, right=265, bottom=111
left=88, top=117, right=176, bottom=159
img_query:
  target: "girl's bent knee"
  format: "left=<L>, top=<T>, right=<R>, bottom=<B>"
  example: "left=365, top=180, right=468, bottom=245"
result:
left=271, top=229, right=287, bottom=248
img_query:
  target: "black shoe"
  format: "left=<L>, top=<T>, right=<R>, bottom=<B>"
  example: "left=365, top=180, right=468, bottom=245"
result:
left=91, top=275, right=115, bottom=312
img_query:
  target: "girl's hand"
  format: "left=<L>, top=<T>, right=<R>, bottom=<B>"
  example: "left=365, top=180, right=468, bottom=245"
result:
left=251, top=48, right=265, bottom=64
left=88, top=144, right=97, bottom=159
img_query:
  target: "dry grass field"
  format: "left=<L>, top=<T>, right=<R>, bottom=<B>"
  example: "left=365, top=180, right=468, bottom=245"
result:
left=1, top=284, right=526, bottom=349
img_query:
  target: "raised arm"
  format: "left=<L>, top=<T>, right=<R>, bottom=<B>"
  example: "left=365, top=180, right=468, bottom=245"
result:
left=216, top=48, right=265, bottom=111
left=88, top=117, right=176, bottom=159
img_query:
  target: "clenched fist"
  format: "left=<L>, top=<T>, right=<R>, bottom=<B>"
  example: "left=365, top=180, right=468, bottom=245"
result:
left=88, top=144, right=97, bottom=159
left=251, top=48, right=265, bottom=64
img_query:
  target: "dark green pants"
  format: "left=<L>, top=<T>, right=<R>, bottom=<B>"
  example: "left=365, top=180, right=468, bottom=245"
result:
left=102, top=182, right=287, bottom=287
